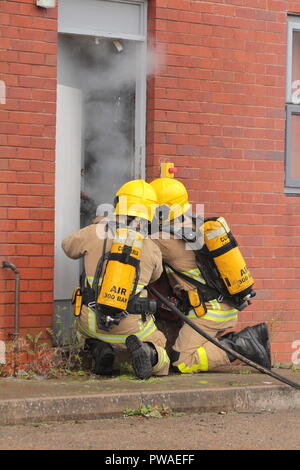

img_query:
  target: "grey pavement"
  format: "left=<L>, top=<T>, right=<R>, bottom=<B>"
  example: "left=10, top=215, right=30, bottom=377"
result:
left=0, top=366, right=299, bottom=425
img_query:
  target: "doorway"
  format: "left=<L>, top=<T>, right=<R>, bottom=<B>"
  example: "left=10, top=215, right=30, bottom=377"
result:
left=54, top=0, right=148, bottom=344
left=59, top=34, right=137, bottom=227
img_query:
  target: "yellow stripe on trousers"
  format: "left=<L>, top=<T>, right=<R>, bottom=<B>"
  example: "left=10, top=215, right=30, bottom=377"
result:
left=177, top=346, right=209, bottom=373
left=77, top=310, right=157, bottom=344
left=152, top=349, right=170, bottom=374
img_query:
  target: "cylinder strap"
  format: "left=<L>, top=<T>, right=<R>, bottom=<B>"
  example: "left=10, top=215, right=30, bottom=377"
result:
left=107, top=252, right=140, bottom=269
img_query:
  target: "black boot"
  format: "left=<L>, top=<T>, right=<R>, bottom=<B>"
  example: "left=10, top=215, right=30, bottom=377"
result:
left=169, top=348, right=181, bottom=373
left=125, top=335, right=158, bottom=380
left=85, top=338, right=115, bottom=376
left=219, top=322, right=271, bottom=370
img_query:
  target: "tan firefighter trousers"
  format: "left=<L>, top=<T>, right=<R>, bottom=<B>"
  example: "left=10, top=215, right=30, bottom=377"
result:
left=76, top=305, right=170, bottom=376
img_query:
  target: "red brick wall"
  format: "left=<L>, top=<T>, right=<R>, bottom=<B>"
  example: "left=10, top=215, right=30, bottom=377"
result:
left=0, top=1, right=57, bottom=342
left=147, top=0, right=300, bottom=363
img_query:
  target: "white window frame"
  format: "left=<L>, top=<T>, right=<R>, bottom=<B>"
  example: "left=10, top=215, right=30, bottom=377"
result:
left=285, top=16, right=300, bottom=194
left=285, top=105, right=300, bottom=190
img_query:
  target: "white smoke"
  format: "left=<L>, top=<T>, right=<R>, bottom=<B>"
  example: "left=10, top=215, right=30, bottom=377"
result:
left=58, top=35, right=160, bottom=226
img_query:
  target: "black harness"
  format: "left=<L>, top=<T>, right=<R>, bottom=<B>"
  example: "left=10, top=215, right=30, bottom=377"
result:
left=80, top=221, right=156, bottom=330
left=161, top=216, right=251, bottom=311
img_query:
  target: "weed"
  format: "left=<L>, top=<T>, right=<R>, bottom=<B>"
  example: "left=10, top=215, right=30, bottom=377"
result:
left=118, top=361, right=134, bottom=375
left=26, top=331, right=44, bottom=353
left=272, top=362, right=300, bottom=371
left=0, top=328, right=91, bottom=379
left=228, top=381, right=248, bottom=387
left=123, top=404, right=174, bottom=419
left=267, top=308, right=284, bottom=346
left=117, top=374, right=162, bottom=383
left=232, top=367, right=254, bottom=375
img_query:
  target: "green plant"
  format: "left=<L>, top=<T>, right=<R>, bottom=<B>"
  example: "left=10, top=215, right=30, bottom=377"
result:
left=118, top=361, right=134, bottom=375
left=45, top=329, right=90, bottom=378
left=268, top=308, right=284, bottom=343
left=123, top=404, right=173, bottom=419
left=231, top=367, right=253, bottom=374
left=26, top=331, right=44, bottom=354
left=117, top=374, right=162, bottom=383
left=228, top=381, right=254, bottom=387
left=11, top=327, right=90, bottom=379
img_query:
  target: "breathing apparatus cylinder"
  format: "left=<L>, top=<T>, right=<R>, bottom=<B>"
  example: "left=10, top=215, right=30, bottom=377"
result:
left=203, top=217, right=255, bottom=303
left=96, top=227, right=144, bottom=317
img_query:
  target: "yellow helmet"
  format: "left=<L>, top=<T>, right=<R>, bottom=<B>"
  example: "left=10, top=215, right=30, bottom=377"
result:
left=114, top=179, right=158, bottom=222
left=150, top=177, right=191, bottom=220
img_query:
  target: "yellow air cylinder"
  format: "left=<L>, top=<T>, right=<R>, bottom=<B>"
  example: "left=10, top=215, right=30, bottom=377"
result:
left=97, top=228, right=144, bottom=315
left=203, top=217, right=254, bottom=296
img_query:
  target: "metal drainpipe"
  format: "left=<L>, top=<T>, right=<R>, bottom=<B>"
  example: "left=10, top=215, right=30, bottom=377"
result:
left=2, top=261, right=20, bottom=376
left=2, top=261, right=20, bottom=339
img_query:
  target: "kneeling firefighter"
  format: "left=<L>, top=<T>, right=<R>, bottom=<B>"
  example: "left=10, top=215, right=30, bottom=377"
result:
left=149, top=177, right=271, bottom=374
left=62, top=180, right=170, bottom=379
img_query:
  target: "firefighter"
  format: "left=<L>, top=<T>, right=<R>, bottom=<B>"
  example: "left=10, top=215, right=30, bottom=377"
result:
left=149, top=177, right=271, bottom=374
left=62, top=180, right=170, bottom=380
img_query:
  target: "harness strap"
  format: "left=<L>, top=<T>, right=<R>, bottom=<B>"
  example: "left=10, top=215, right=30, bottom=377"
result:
left=164, top=217, right=230, bottom=300
left=92, top=222, right=109, bottom=298
left=106, top=252, right=140, bottom=269
left=164, top=262, right=221, bottom=302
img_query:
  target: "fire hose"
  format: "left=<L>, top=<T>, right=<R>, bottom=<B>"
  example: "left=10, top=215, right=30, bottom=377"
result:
left=148, top=285, right=300, bottom=391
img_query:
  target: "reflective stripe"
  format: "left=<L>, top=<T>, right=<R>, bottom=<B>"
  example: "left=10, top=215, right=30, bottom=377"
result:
left=86, top=275, right=102, bottom=287
left=187, top=297, right=237, bottom=321
left=204, top=308, right=237, bottom=322
left=165, top=266, right=206, bottom=285
left=187, top=306, right=238, bottom=322
left=165, top=266, right=173, bottom=275
left=208, top=299, right=220, bottom=310
left=152, top=348, right=170, bottom=374
left=197, top=346, right=209, bottom=371
left=166, top=266, right=237, bottom=322
left=205, top=226, right=226, bottom=240
left=88, top=307, right=97, bottom=332
left=78, top=310, right=157, bottom=344
left=185, top=268, right=206, bottom=285
left=177, top=346, right=208, bottom=373
left=136, top=283, right=145, bottom=294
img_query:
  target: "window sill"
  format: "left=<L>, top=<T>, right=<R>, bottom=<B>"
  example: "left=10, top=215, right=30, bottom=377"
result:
left=284, top=187, right=300, bottom=196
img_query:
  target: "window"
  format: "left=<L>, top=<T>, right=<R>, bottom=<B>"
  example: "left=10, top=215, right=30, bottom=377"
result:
left=285, top=16, right=300, bottom=193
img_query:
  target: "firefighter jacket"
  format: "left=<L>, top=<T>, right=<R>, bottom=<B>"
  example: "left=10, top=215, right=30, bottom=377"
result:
left=62, top=217, right=169, bottom=375
left=62, top=217, right=163, bottom=300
